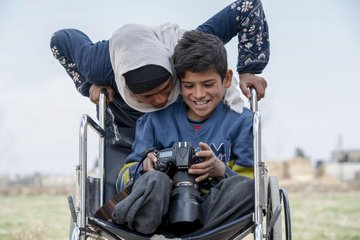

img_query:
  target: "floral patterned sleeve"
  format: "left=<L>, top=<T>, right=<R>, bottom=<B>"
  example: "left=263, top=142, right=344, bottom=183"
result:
left=50, top=29, right=115, bottom=97
left=50, top=44, right=92, bottom=97
left=196, top=0, right=269, bottom=74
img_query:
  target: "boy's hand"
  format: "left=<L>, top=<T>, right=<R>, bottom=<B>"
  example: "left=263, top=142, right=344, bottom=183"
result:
left=143, top=152, right=157, bottom=172
left=239, top=73, right=267, bottom=100
left=188, top=142, right=226, bottom=182
left=89, top=84, right=115, bottom=104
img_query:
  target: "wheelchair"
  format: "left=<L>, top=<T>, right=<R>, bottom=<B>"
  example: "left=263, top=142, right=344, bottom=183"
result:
left=68, top=89, right=292, bottom=240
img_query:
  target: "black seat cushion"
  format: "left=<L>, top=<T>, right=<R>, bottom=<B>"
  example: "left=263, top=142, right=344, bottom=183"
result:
left=88, top=212, right=254, bottom=240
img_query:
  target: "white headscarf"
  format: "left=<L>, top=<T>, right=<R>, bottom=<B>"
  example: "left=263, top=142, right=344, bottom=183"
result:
left=109, top=23, right=184, bottom=113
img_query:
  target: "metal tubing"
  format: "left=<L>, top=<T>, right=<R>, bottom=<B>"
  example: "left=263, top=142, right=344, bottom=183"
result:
left=98, top=89, right=107, bottom=206
left=253, top=113, right=261, bottom=215
left=78, top=114, right=106, bottom=240
left=254, top=224, right=262, bottom=240
left=78, top=115, right=87, bottom=240
left=232, top=225, right=254, bottom=240
left=253, top=112, right=263, bottom=230
left=251, top=88, right=264, bottom=239
left=250, top=88, right=258, bottom=112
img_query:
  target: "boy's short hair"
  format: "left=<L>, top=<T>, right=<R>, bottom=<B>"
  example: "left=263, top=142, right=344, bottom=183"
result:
left=172, top=30, right=228, bottom=80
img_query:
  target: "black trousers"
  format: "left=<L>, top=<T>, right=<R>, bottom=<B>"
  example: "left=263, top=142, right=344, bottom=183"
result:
left=112, top=171, right=255, bottom=235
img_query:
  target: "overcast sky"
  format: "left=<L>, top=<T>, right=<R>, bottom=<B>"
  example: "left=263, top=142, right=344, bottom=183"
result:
left=0, top=0, right=359, bottom=176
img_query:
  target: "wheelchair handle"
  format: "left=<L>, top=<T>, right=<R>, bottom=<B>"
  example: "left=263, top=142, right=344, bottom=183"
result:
left=250, top=88, right=258, bottom=112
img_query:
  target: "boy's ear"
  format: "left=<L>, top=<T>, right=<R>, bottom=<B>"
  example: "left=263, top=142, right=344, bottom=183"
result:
left=223, top=69, right=233, bottom=88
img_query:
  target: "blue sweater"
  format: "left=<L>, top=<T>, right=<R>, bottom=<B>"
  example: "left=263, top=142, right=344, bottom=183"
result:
left=116, top=101, right=254, bottom=192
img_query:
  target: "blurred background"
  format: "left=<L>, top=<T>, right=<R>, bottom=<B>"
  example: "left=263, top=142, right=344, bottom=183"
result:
left=0, top=0, right=359, bottom=239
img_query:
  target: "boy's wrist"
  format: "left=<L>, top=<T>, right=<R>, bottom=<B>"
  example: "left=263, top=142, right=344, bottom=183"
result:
left=214, top=159, right=226, bottom=180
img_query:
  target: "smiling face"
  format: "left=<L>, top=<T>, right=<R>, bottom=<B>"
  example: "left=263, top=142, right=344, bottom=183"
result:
left=181, top=68, right=232, bottom=121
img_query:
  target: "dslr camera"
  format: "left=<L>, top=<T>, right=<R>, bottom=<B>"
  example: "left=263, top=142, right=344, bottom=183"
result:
left=154, top=142, right=204, bottom=234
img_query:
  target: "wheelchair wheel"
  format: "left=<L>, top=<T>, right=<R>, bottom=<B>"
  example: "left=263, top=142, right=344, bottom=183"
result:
left=267, top=176, right=282, bottom=240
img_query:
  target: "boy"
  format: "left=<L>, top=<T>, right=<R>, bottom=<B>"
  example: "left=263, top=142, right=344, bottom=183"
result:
left=112, top=30, right=255, bottom=235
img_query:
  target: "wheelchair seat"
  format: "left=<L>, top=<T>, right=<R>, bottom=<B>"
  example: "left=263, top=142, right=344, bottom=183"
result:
left=88, top=212, right=254, bottom=240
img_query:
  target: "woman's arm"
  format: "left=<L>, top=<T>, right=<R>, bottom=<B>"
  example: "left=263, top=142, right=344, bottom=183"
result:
left=196, top=0, right=269, bottom=74
left=197, top=0, right=269, bottom=99
left=50, top=29, right=115, bottom=97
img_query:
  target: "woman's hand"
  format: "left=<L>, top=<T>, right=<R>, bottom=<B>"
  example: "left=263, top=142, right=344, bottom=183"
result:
left=239, top=73, right=267, bottom=100
left=89, top=84, right=115, bottom=104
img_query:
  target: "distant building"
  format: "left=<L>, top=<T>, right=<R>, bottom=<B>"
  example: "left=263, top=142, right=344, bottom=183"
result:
left=331, top=149, right=360, bottom=163
left=283, top=157, right=315, bottom=182
left=0, top=175, right=10, bottom=189
left=267, top=157, right=315, bottom=182
left=324, top=149, right=360, bottom=181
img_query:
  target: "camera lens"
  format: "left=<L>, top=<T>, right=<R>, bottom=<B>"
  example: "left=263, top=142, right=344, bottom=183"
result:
left=167, top=171, right=203, bottom=235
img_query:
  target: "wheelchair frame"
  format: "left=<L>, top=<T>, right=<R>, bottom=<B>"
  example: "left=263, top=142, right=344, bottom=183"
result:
left=68, top=88, right=292, bottom=240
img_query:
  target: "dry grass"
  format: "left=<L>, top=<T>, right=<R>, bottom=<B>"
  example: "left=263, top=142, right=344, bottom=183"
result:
left=289, top=190, right=360, bottom=240
left=0, top=194, right=69, bottom=240
left=0, top=190, right=359, bottom=240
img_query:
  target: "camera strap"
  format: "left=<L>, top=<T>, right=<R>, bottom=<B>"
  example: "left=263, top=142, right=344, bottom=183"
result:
left=94, top=147, right=158, bottom=221
left=130, top=147, right=158, bottom=182
left=94, top=181, right=134, bottom=221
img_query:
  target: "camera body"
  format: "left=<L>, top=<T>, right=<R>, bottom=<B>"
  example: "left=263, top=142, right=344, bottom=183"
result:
left=154, top=142, right=204, bottom=235
left=155, top=142, right=203, bottom=175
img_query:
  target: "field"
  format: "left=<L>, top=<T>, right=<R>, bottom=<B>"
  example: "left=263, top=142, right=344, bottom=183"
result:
left=0, top=191, right=359, bottom=240
left=0, top=194, right=69, bottom=240
left=289, top=191, right=360, bottom=240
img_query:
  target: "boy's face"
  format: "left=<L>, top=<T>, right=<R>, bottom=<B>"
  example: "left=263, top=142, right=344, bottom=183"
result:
left=180, top=68, right=232, bottom=121
left=134, top=77, right=173, bottom=108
